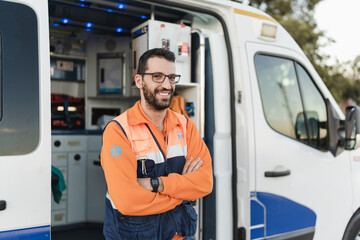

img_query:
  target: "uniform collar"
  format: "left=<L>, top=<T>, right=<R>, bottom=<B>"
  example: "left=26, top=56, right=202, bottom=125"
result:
left=128, top=101, right=180, bottom=130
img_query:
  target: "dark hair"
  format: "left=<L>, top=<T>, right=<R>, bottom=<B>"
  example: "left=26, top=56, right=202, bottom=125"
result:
left=137, top=48, right=175, bottom=74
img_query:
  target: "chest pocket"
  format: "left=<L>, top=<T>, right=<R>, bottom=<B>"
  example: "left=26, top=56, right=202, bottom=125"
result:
left=130, top=124, right=164, bottom=178
left=131, top=129, right=151, bottom=158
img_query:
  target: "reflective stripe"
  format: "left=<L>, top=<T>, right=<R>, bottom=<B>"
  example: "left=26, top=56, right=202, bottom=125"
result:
left=167, top=145, right=187, bottom=159
left=106, top=192, right=117, bottom=209
left=233, top=8, right=277, bottom=23
left=112, top=110, right=188, bottom=178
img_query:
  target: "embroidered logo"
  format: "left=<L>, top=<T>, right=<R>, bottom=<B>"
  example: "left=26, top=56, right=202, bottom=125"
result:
left=176, top=131, right=184, bottom=140
left=110, top=144, right=123, bottom=158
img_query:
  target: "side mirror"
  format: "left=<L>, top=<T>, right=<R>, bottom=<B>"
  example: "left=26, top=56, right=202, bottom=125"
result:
left=295, top=111, right=320, bottom=145
left=345, top=105, right=360, bottom=150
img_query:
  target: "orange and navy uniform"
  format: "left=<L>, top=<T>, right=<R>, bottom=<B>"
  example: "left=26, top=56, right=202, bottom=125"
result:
left=101, top=101, right=213, bottom=239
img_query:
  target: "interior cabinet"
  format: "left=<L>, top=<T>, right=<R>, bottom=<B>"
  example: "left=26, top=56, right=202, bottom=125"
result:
left=51, top=135, right=88, bottom=225
left=86, top=135, right=106, bottom=222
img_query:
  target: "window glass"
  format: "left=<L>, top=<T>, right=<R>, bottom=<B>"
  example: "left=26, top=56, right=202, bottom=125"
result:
left=0, top=2, right=39, bottom=156
left=0, top=33, right=2, bottom=122
left=255, top=54, right=329, bottom=151
left=255, top=55, right=304, bottom=140
left=296, top=63, right=328, bottom=150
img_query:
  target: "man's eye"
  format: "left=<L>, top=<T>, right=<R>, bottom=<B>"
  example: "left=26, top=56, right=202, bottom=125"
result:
left=169, top=75, right=176, bottom=81
left=153, top=74, right=162, bottom=79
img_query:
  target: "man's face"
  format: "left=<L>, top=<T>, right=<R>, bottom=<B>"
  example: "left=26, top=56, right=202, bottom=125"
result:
left=139, top=57, right=175, bottom=111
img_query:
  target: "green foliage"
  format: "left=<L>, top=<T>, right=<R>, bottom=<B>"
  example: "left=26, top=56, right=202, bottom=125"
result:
left=248, top=0, right=358, bottom=106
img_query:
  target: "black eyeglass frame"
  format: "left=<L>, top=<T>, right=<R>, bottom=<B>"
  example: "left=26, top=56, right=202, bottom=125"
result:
left=138, top=72, right=181, bottom=84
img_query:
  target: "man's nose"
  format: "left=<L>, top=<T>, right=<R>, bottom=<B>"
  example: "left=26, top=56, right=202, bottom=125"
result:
left=161, top=76, right=172, bottom=88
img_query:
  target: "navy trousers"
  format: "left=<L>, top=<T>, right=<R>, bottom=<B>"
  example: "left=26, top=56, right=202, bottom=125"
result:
left=103, top=198, right=197, bottom=240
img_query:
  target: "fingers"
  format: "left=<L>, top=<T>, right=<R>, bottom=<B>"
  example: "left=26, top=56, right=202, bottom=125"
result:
left=182, top=157, right=193, bottom=175
left=182, top=157, right=203, bottom=175
left=188, top=158, right=202, bottom=173
left=191, top=159, right=203, bottom=172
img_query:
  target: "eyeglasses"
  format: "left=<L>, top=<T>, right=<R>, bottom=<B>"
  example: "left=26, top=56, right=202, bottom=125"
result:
left=139, top=72, right=181, bottom=84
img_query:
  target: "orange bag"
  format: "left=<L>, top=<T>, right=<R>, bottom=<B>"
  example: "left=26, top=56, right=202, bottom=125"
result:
left=170, top=95, right=189, bottom=117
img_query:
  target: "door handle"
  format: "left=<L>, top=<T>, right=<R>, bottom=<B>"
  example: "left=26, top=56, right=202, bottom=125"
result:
left=265, top=170, right=291, bottom=177
left=0, top=200, right=6, bottom=211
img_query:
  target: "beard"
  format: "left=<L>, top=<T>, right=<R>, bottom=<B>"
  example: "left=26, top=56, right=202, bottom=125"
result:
left=142, top=81, right=174, bottom=111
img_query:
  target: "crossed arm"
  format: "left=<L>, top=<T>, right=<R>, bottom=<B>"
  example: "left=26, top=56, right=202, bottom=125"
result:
left=137, top=157, right=203, bottom=192
left=101, top=119, right=213, bottom=216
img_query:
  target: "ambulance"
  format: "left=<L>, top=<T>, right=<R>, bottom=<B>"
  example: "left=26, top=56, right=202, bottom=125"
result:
left=1, top=0, right=360, bottom=239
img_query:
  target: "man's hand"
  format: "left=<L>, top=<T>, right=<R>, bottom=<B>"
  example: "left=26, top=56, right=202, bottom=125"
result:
left=137, top=157, right=202, bottom=192
left=137, top=177, right=164, bottom=192
left=182, top=157, right=203, bottom=175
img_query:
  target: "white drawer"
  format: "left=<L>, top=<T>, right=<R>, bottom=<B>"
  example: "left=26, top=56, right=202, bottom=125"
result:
left=51, top=191, right=67, bottom=211
left=51, top=210, right=67, bottom=226
left=52, top=135, right=87, bottom=152
left=52, top=153, right=68, bottom=167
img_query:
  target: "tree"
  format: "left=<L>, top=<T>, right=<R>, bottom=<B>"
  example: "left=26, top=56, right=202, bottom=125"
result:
left=248, top=0, right=327, bottom=63
left=248, top=0, right=357, bottom=106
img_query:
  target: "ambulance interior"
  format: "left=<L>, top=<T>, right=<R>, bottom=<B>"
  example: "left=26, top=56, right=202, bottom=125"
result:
left=49, top=0, right=223, bottom=239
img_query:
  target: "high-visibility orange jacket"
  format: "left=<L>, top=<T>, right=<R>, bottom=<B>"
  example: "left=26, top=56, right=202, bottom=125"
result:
left=101, top=101, right=213, bottom=215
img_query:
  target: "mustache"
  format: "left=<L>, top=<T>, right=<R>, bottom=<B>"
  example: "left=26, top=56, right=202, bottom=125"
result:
left=154, top=88, right=174, bottom=94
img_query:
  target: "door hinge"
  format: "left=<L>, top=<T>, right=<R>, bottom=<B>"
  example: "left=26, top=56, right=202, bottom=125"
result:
left=237, top=91, right=242, bottom=104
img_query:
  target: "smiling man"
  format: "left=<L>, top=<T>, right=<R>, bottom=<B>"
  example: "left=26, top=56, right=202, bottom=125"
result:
left=101, top=48, right=213, bottom=240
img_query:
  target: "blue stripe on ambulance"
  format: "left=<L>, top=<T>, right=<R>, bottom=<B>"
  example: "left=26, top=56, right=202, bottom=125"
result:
left=251, top=192, right=316, bottom=239
left=0, top=225, right=50, bottom=239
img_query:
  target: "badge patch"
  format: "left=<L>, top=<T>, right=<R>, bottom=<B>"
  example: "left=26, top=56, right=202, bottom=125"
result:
left=110, top=144, right=123, bottom=158
left=176, top=130, right=184, bottom=140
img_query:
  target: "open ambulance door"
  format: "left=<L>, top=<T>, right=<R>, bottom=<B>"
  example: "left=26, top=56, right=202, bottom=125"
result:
left=0, top=0, right=51, bottom=239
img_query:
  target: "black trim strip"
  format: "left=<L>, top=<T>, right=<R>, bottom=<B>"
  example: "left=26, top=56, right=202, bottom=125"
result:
left=145, top=123, right=167, bottom=162
left=111, top=120, right=128, bottom=139
left=184, top=115, right=188, bottom=124
left=267, top=227, right=315, bottom=240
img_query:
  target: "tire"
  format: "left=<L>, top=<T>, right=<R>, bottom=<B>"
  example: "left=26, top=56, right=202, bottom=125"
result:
left=343, top=212, right=360, bottom=240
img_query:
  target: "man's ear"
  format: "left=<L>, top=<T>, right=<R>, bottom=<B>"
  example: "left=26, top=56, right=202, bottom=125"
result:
left=134, top=74, right=143, bottom=89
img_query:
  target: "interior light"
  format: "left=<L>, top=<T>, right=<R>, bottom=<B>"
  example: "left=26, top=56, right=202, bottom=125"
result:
left=85, top=22, right=93, bottom=28
left=134, top=29, right=142, bottom=35
left=80, top=4, right=86, bottom=7
left=85, top=28, right=91, bottom=32
left=117, top=4, right=125, bottom=9
left=116, top=27, right=123, bottom=33
left=53, top=23, right=60, bottom=27
left=107, top=9, right=114, bottom=13
left=68, top=106, right=77, bottom=112
left=57, top=106, right=64, bottom=111
left=140, top=15, right=147, bottom=19
left=61, top=18, right=69, bottom=24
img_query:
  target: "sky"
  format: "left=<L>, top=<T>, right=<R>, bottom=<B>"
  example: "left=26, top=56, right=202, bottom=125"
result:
left=314, top=0, right=360, bottom=64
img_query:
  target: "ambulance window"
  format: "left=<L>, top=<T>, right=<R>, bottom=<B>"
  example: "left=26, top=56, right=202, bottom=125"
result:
left=255, top=54, right=329, bottom=151
left=0, top=2, right=39, bottom=156
left=0, top=34, right=2, bottom=122
left=255, top=55, right=304, bottom=140
left=296, top=63, right=328, bottom=150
